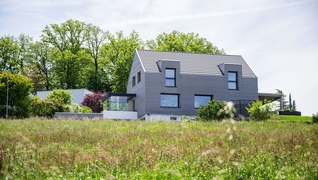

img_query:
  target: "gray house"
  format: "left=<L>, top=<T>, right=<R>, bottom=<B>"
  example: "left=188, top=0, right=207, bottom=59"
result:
left=103, top=50, right=281, bottom=121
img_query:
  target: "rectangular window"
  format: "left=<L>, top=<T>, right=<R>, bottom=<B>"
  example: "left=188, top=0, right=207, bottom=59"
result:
left=165, top=69, right=176, bottom=87
left=137, top=72, right=141, bottom=83
left=160, top=94, right=179, bottom=107
left=194, top=95, right=212, bottom=108
left=228, top=72, right=237, bottom=90
left=132, top=76, right=136, bottom=87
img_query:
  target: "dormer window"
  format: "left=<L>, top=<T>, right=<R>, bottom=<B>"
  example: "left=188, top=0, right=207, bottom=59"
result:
left=165, top=68, right=176, bottom=87
left=228, top=72, right=238, bottom=90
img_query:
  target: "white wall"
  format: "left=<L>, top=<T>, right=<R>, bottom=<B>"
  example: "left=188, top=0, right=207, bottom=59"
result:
left=103, top=111, right=137, bottom=120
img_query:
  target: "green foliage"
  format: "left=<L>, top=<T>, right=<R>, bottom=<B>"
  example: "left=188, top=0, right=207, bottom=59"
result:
left=312, top=113, right=318, bottom=123
left=0, top=72, right=33, bottom=118
left=100, top=30, right=144, bottom=93
left=246, top=99, right=272, bottom=121
left=46, top=89, right=72, bottom=105
left=0, top=120, right=317, bottom=179
left=197, top=100, right=236, bottom=121
left=29, top=96, right=70, bottom=118
left=81, top=106, right=92, bottom=113
left=146, top=30, right=225, bottom=54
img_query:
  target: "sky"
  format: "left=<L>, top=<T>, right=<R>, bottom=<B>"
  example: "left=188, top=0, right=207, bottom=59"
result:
left=0, top=0, right=317, bottom=116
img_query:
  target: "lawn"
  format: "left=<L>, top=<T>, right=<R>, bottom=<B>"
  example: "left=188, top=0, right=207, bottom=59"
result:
left=0, top=118, right=317, bottom=179
left=278, top=115, right=312, bottom=123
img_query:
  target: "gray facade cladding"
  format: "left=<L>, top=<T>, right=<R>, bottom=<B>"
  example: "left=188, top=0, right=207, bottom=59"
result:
left=127, top=50, right=258, bottom=118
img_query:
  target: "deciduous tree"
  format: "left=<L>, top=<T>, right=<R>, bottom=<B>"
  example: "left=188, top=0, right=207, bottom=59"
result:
left=100, top=31, right=144, bottom=93
left=41, top=19, right=91, bottom=89
left=146, top=30, right=225, bottom=54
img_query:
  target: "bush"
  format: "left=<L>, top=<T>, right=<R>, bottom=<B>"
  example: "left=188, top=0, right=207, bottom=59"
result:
left=81, top=92, right=106, bottom=113
left=312, top=113, right=318, bottom=123
left=46, top=89, right=72, bottom=105
left=197, top=100, right=236, bottom=121
left=82, top=106, right=93, bottom=113
left=246, top=99, right=271, bottom=121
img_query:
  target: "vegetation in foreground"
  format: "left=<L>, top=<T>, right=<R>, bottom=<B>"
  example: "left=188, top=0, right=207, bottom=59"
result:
left=0, top=119, right=317, bottom=179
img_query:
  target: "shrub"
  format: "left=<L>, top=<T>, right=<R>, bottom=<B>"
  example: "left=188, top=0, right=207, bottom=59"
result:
left=81, top=92, right=106, bottom=113
left=29, top=96, right=48, bottom=117
left=246, top=99, right=271, bottom=121
left=82, top=106, right=93, bottom=113
left=46, top=89, right=72, bottom=105
left=197, top=100, right=236, bottom=121
left=312, top=113, right=318, bottom=123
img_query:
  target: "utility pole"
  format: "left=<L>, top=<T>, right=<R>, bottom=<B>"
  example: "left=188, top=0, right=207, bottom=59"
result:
left=6, top=73, right=9, bottom=119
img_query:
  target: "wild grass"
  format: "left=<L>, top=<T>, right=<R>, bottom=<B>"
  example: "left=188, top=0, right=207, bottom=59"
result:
left=0, top=118, right=317, bottom=179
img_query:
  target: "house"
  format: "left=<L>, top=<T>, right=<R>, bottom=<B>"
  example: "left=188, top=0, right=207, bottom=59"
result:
left=103, top=50, right=282, bottom=121
left=37, top=88, right=94, bottom=105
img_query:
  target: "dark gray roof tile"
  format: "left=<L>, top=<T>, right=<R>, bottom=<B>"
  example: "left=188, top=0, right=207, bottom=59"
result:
left=136, top=50, right=256, bottom=77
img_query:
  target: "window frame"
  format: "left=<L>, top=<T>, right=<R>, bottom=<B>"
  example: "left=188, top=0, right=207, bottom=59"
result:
left=194, top=95, right=212, bottom=108
left=228, top=71, right=238, bottom=90
left=165, top=68, right=176, bottom=87
left=160, top=94, right=179, bottom=108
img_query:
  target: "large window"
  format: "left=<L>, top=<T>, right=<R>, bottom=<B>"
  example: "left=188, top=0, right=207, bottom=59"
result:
left=194, top=95, right=212, bottom=108
left=160, top=94, right=179, bottom=107
left=165, top=69, right=176, bottom=87
left=228, top=72, right=237, bottom=90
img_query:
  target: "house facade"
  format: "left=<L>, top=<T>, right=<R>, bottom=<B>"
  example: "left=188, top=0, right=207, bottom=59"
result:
left=125, top=50, right=259, bottom=121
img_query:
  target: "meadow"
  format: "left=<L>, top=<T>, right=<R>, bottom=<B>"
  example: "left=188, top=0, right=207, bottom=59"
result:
left=0, top=118, right=317, bottom=179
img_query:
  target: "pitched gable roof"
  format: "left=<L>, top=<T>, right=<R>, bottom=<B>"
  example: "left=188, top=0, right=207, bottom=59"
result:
left=136, top=50, right=256, bottom=77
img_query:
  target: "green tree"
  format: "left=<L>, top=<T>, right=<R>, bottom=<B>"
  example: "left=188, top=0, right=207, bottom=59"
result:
left=85, top=24, right=110, bottom=92
left=46, top=89, right=72, bottom=105
left=0, top=35, right=19, bottom=73
left=21, top=64, right=45, bottom=94
left=146, top=30, right=225, bottom=54
left=16, top=34, right=33, bottom=70
left=100, top=31, right=144, bottom=93
left=41, top=19, right=91, bottom=89
left=30, top=40, right=54, bottom=90
left=0, top=71, right=33, bottom=118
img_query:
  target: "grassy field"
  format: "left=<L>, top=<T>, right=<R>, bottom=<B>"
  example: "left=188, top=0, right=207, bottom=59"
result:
left=0, top=118, right=317, bottom=179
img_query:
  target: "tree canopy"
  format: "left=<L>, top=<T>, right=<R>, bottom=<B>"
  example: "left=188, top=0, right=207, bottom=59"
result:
left=146, top=30, right=225, bottom=54
left=1, top=19, right=225, bottom=94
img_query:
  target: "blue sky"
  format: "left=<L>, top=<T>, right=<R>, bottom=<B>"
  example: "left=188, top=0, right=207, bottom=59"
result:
left=0, top=0, right=317, bottom=115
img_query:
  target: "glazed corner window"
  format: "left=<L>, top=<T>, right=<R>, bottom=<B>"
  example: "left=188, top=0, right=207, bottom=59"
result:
left=165, top=69, right=176, bottom=87
left=132, top=76, right=136, bottom=87
left=194, top=95, right=212, bottom=108
left=137, top=71, right=141, bottom=83
left=160, top=94, right=179, bottom=107
left=228, top=72, right=237, bottom=90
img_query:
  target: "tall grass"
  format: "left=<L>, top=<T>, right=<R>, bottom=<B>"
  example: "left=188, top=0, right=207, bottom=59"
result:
left=0, top=118, right=317, bottom=179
